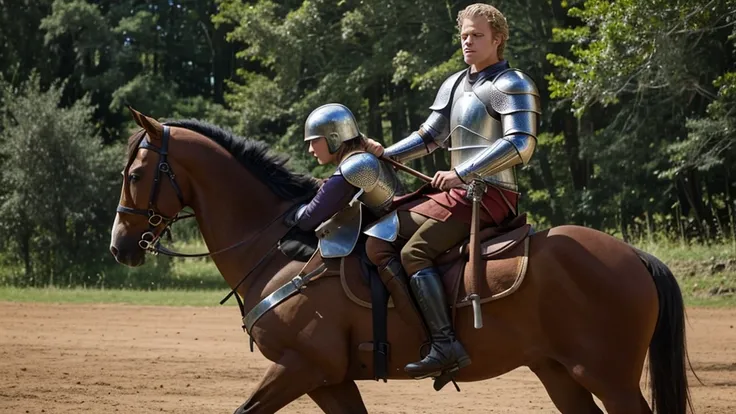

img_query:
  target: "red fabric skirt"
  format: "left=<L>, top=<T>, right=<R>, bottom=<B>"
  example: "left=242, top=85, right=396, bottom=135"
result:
left=392, top=184, right=519, bottom=226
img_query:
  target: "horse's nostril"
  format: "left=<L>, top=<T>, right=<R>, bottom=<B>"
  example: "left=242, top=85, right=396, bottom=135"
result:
left=110, top=245, right=119, bottom=257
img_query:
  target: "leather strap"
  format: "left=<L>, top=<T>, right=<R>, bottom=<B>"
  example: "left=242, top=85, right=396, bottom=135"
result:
left=369, top=269, right=390, bottom=382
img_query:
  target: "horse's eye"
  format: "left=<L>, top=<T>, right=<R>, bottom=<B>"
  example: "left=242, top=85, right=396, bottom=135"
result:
left=128, top=174, right=140, bottom=183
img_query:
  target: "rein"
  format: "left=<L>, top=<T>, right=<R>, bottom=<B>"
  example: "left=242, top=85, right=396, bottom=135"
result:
left=115, top=125, right=294, bottom=259
left=116, top=125, right=313, bottom=325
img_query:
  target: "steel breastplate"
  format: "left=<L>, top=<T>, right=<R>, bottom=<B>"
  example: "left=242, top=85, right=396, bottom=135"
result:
left=448, top=80, right=518, bottom=190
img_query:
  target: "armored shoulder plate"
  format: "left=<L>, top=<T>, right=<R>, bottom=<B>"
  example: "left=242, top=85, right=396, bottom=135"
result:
left=339, top=152, right=380, bottom=190
left=481, top=69, right=541, bottom=115
left=495, top=69, right=539, bottom=95
left=429, top=69, right=467, bottom=112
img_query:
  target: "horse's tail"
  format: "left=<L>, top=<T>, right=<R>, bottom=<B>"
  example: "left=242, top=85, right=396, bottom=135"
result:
left=635, top=248, right=693, bottom=414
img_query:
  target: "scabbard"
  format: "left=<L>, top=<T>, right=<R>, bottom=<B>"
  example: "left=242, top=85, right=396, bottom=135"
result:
left=466, top=180, right=485, bottom=329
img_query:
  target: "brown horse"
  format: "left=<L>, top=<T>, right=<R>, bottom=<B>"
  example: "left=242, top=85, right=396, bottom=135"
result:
left=109, top=109, right=693, bottom=414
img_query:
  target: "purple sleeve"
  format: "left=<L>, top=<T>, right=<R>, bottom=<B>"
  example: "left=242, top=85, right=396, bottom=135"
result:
left=297, top=174, right=358, bottom=231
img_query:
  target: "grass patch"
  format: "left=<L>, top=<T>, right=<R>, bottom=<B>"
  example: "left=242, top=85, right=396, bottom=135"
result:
left=0, top=240, right=226, bottom=290
left=635, top=240, right=736, bottom=307
left=635, top=240, right=736, bottom=263
left=96, top=255, right=226, bottom=290
left=0, top=239, right=235, bottom=306
left=0, top=286, right=237, bottom=306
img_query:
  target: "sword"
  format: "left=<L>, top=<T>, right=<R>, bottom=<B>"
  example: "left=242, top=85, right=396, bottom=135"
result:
left=380, top=156, right=472, bottom=191
left=466, top=180, right=486, bottom=329
left=380, top=156, right=432, bottom=183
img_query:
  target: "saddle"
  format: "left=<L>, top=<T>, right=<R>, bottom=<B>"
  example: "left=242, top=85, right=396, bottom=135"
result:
left=326, top=214, right=530, bottom=381
left=338, top=214, right=531, bottom=315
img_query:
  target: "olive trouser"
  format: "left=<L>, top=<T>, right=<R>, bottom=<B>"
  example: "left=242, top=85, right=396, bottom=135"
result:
left=366, top=211, right=469, bottom=276
left=365, top=211, right=469, bottom=343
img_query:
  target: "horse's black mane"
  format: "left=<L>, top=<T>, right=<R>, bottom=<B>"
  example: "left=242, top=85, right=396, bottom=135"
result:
left=163, top=119, right=318, bottom=201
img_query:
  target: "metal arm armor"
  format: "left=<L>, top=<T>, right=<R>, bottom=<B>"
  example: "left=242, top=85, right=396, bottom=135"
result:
left=383, top=112, right=451, bottom=163
left=339, top=152, right=399, bottom=213
left=384, top=69, right=466, bottom=163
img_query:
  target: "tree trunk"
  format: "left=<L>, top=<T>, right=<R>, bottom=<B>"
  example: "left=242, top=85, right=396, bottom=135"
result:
left=679, top=172, right=710, bottom=242
left=212, top=25, right=232, bottom=104
left=535, top=146, right=566, bottom=225
left=386, top=82, right=407, bottom=147
left=705, top=173, right=725, bottom=239
left=366, top=82, right=384, bottom=144
left=209, top=3, right=234, bottom=104
left=619, top=193, right=629, bottom=243
left=21, top=231, right=31, bottom=282
left=562, top=114, right=587, bottom=191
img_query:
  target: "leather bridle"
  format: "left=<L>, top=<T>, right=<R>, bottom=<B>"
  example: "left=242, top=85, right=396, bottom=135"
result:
left=116, top=125, right=301, bottom=259
left=114, top=124, right=312, bottom=316
left=116, top=126, right=193, bottom=254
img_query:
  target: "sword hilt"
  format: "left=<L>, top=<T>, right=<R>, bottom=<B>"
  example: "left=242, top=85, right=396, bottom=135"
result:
left=468, top=180, right=487, bottom=202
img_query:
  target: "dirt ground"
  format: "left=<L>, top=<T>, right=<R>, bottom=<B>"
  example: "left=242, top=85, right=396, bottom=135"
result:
left=0, top=303, right=734, bottom=414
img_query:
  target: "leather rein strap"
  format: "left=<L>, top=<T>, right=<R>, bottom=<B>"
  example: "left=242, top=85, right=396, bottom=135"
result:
left=115, top=125, right=312, bottom=325
left=115, top=125, right=294, bottom=259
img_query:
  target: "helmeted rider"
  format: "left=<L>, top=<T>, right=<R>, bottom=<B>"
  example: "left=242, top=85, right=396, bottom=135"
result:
left=289, top=103, right=398, bottom=259
left=364, top=3, right=541, bottom=381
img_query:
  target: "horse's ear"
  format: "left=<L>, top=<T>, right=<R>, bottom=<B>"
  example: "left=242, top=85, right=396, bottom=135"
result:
left=127, top=105, right=163, bottom=140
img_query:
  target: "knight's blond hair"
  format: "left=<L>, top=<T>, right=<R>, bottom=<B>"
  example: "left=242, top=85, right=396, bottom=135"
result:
left=457, top=4, right=509, bottom=60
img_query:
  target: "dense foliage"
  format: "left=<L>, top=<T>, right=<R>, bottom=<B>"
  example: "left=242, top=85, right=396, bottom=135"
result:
left=0, top=0, right=733, bottom=285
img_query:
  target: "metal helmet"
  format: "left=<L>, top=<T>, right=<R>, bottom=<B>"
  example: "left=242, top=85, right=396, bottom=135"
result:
left=304, top=103, right=361, bottom=153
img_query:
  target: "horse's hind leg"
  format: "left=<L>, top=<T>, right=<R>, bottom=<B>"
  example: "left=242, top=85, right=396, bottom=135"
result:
left=308, top=380, right=368, bottom=414
left=597, top=390, right=651, bottom=414
left=234, top=350, right=324, bottom=414
left=530, top=359, right=603, bottom=414
left=538, top=358, right=652, bottom=414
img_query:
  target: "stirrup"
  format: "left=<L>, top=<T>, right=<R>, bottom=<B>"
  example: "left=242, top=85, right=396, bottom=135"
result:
left=433, top=367, right=461, bottom=392
left=407, top=352, right=470, bottom=380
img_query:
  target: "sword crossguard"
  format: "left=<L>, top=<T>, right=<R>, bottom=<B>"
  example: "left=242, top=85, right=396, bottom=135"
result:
left=468, top=180, right=487, bottom=202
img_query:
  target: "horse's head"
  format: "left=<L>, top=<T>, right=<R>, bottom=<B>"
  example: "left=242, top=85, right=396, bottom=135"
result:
left=109, top=107, right=190, bottom=266
left=110, top=107, right=321, bottom=269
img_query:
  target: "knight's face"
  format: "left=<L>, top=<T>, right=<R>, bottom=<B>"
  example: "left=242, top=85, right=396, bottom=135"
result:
left=308, top=137, right=335, bottom=165
left=460, top=16, right=500, bottom=72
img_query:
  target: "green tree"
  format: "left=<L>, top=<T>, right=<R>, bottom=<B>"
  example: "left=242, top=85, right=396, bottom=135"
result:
left=0, top=0, right=55, bottom=86
left=0, top=75, right=120, bottom=286
left=38, top=0, right=240, bottom=140
left=547, top=0, right=736, bottom=239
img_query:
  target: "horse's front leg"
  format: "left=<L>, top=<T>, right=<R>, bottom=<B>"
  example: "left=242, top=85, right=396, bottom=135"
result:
left=234, top=349, right=326, bottom=414
left=307, top=380, right=368, bottom=413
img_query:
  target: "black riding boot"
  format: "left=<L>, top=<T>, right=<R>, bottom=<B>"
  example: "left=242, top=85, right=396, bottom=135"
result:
left=404, top=267, right=471, bottom=379
left=378, top=258, right=428, bottom=341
